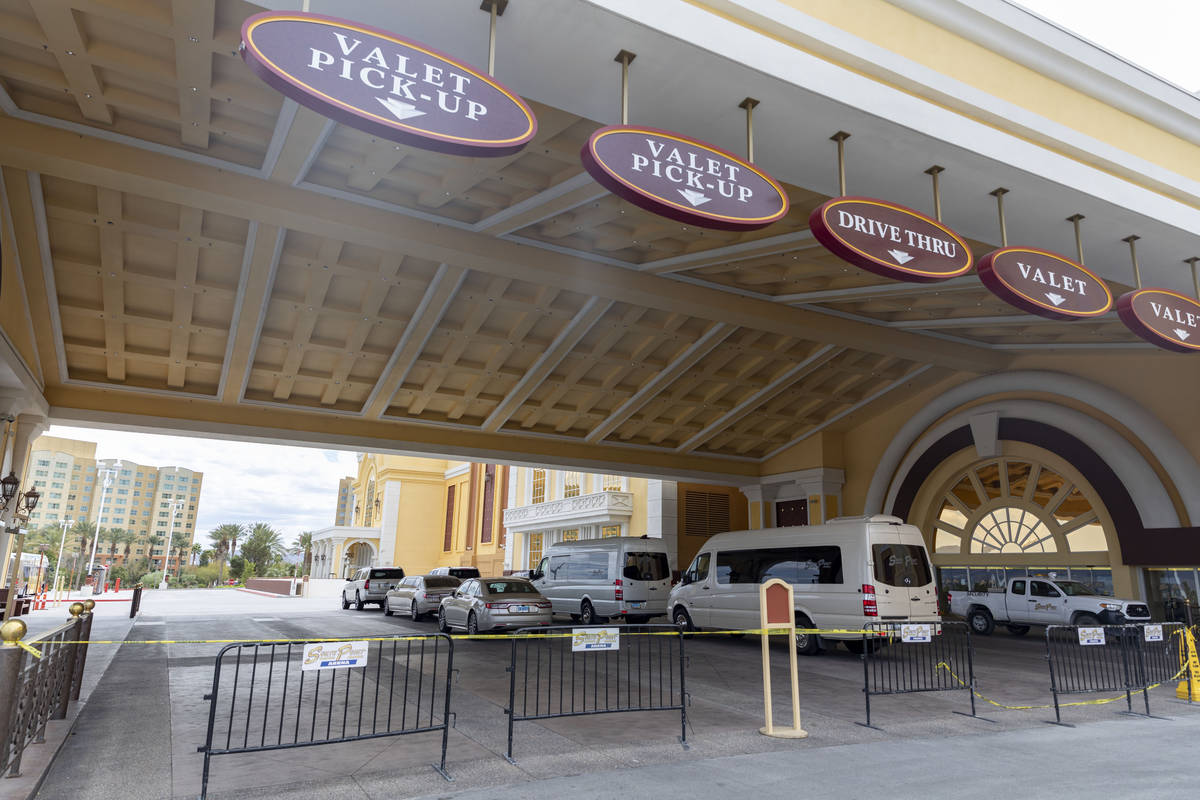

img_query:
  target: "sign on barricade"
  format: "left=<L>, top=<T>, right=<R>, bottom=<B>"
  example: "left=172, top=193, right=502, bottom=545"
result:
left=198, top=634, right=454, bottom=799
left=504, top=625, right=687, bottom=762
left=1044, top=622, right=1186, bottom=725
left=858, top=620, right=984, bottom=729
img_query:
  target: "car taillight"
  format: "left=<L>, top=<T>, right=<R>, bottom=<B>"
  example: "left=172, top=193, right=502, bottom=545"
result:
left=536, top=602, right=551, bottom=608
left=364, top=580, right=370, bottom=590
left=485, top=602, right=506, bottom=609
left=862, top=584, right=878, bottom=616
left=613, top=578, right=623, bottom=601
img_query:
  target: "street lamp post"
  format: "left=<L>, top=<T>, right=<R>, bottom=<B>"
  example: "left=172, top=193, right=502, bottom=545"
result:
left=52, top=515, right=73, bottom=604
left=1, top=470, right=42, bottom=619
left=86, top=460, right=119, bottom=575
left=159, top=499, right=183, bottom=590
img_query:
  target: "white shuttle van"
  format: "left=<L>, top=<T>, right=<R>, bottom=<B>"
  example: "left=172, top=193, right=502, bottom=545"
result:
left=667, top=515, right=939, bottom=654
left=530, top=536, right=672, bottom=625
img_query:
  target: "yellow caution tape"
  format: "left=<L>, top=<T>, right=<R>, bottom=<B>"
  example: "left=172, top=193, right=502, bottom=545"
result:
left=16, top=641, right=43, bottom=659
left=934, top=660, right=1190, bottom=711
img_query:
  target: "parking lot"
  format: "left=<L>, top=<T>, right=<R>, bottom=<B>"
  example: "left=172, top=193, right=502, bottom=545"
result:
left=34, top=589, right=1199, bottom=800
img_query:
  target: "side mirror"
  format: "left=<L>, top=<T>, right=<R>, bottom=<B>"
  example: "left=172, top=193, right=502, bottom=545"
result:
left=530, top=570, right=543, bottom=581
left=681, top=572, right=693, bottom=586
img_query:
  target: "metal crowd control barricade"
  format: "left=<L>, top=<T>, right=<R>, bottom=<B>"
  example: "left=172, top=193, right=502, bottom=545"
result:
left=858, top=619, right=983, bottom=729
left=504, top=624, right=687, bottom=762
left=1044, top=622, right=1186, bottom=725
left=198, top=633, right=454, bottom=799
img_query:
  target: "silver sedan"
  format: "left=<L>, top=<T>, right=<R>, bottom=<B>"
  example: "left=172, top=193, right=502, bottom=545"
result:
left=384, top=575, right=461, bottom=620
left=438, top=578, right=552, bottom=634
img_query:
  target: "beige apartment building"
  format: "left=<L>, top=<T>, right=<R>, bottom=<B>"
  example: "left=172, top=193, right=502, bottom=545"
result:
left=24, top=435, right=204, bottom=572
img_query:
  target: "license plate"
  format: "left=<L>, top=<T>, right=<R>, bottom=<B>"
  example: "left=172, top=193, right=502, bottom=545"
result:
left=629, top=602, right=646, bottom=609
left=514, top=605, right=530, bottom=613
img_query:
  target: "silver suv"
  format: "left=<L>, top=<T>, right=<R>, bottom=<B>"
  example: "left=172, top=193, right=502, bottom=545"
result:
left=341, top=567, right=405, bottom=610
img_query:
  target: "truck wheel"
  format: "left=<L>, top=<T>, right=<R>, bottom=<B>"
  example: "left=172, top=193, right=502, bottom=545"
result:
left=672, top=606, right=694, bottom=634
left=967, top=608, right=995, bottom=635
left=341, top=593, right=350, bottom=610
left=794, top=615, right=820, bottom=656
left=1074, top=613, right=1100, bottom=627
left=580, top=600, right=596, bottom=625
left=354, top=592, right=365, bottom=611
left=1006, top=625, right=1031, bottom=636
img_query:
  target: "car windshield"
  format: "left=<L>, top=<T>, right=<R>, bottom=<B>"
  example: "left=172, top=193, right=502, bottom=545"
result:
left=424, top=577, right=460, bottom=589
left=483, top=580, right=537, bottom=595
left=1055, top=580, right=1098, bottom=596
left=370, top=569, right=405, bottom=579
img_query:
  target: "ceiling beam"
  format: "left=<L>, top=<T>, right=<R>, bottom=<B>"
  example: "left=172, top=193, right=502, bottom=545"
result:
left=675, top=345, right=844, bottom=454
left=29, top=1, right=112, bottom=124
left=273, top=239, right=340, bottom=400
left=585, top=322, right=736, bottom=443
left=170, top=0, right=214, bottom=149
left=0, top=116, right=1011, bottom=374
left=96, top=188, right=126, bottom=381
left=776, top=275, right=982, bottom=305
left=220, top=224, right=283, bottom=404
left=362, top=264, right=468, bottom=419
left=167, top=206, right=201, bottom=388
left=480, top=296, right=613, bottom=433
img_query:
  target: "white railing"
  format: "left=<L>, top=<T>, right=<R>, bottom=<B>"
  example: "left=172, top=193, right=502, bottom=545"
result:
left=503, top=491, right=633, bottom=528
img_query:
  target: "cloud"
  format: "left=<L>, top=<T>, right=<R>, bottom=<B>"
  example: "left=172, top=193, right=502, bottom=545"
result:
left=47, top=425, right=360, bottom=547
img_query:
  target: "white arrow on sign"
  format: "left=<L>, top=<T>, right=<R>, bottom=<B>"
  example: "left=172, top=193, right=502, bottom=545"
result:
left=1045, top=292, right=1066, bottom=306
left=377, top=96, right=426, bottom=121
left=1174, top=328, right=1191, bottom=341
left=677, top=188, right=711, bottom=207
left=887, top=249, right=914, bottom=265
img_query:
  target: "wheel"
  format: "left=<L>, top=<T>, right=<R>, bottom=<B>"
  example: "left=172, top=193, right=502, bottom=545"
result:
left=794, top=615, right=820, bottom=656
left=354, top=592, right=365, bottom=611
left=967, top=607, right=995, bottom=636
left=411, top=600, right=421, bottom=621
left=467, top=612, right=479, bottom=635
left=383, top=599, right=393, bottom=617
left=341, top=593, right=350, bottom=610
left=1006, top=624, right=1031, bottom=636
left=672, top=606, right=694, bottom=633
left=1074, top=613, right=1101, bottom=627
left=438, top=608, right=450, bottom=633
left=580, top=600, right=596, bottom=626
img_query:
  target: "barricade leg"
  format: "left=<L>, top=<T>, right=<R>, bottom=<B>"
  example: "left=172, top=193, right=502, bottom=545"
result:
left=432, top=638, right=454, bottom=782
left=1044, top=629, right=1069, bottom=727
left=504, top=637, right=518, bottom=764
left=679, top=633, right=688, bottom=747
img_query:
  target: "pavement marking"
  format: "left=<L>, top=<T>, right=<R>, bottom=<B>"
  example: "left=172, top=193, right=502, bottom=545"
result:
left=252, top=617, right=282, bottom=622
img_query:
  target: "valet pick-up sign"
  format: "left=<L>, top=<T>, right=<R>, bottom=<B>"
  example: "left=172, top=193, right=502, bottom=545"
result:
left=977, top=247, right=1113, bottom=320
left=581, top=125, right=789, bottom=231
left=1117, top=288, right=1200, bottom=353
left=809, top=197, right=973, bottom=283
left=241, top=12, right=537, bottom=156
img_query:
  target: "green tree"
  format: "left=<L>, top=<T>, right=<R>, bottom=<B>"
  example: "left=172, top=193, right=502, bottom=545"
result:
left=147, top=535, right=166, bottom=575
left=208, top=523, right=243, bottom=583
left=295, top=531, right=314, bottom=577
left=116, top=529, right=138, bottom=569
left=241, top=522, right=284, bottom=575
left=171, top=530, right=191, bottom=578
left=190, top=542, right=202, bottom=566
left=103, top=527, right=126, bottom=563
left=228, top=554, right=247, bottom=582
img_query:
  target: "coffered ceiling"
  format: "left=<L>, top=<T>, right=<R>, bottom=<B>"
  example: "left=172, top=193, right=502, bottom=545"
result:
left=0, top=0, right=1191, bottom=480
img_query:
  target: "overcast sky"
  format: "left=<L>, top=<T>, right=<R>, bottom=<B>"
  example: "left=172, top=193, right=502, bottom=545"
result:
left=47, top=425, right=357, bottom=548
left=41, top=3, right=1197, bottom=549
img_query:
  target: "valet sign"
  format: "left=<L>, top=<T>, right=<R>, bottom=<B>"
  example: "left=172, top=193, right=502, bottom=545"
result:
left=978, top=247, right=1113, bottom=321
left=809, top=197, right=973, bottom=283
left=1117, top=288, right=1200, bottom=353
left=241, top=12, right=537, bottom=156
left=581, top=126, right=789, bottom=231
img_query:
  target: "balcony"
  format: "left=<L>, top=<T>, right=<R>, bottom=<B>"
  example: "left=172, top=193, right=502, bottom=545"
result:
left=503, top=491, right=634, bottom=532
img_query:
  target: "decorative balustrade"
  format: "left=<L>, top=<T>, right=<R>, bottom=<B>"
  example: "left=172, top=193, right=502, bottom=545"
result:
left=503, top=491, right=633, bottom=529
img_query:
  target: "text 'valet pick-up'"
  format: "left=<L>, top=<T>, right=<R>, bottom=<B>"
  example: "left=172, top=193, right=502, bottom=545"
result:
left=947, top=576, right=1151, bottom=636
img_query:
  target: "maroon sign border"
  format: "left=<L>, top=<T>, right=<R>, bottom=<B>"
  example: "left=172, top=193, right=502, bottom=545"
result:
left=1116, top=288, right=1200, bottom=353
left=808, top=196, right=974, bottom=284
left=240, top=11, right=537, bottom=157
left=977, top=246, right=1113, bottom=321
left=580, top=125, right=790, bottom=231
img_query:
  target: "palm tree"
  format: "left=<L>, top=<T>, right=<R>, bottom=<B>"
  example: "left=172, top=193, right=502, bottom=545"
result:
left=171, top=530, right=191, bottom=577
left=104, top=527, right=125, bottom=564
left=296, top=531, right=314, bottom=577
left=190, top=542, right=202, bottom=566
left=117, top=529, right=137, bottom=568
left=241, top=522, right=284, bottom=575
left=147, top=535, right=165, bottom=575
left=71, top=519, right=97, bottom=566
left=208, top=524, right=240, bottom=584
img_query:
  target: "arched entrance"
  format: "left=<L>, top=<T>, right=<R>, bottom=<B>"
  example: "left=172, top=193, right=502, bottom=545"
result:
left=342, top=541, right=376, bottom=578
left=909, top=443, right=1120, bottom=597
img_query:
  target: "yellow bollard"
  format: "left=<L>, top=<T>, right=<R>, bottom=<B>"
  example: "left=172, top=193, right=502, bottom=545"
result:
left=1177, top=628, right=1200, bottom=701
left=758, top=579, right=808, bottom=739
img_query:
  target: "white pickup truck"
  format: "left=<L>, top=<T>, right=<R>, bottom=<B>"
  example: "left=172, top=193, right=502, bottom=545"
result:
left=947, top=576, right=1151, bottom=635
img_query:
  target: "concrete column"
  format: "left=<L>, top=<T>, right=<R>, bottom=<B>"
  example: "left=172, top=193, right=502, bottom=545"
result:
left=378, top=480, right=402, bottom=566
left=331, top=537, right=347, bottom=578
left=646, top=480, right=679, bottom=569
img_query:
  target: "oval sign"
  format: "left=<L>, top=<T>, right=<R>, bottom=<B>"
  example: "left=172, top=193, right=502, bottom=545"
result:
left=809, top=197, right=973, bottom=283
left=978, top=247, right=1113, bottom=320
left=241, top=12, right=537, bottom=157
left=580, top=125, right=789, bottom=231
left=1117, top=289, right=1200, bottom=353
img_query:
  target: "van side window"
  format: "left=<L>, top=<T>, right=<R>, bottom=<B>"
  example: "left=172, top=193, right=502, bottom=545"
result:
left=568, top=552, right=609, bottom=581
left=548, top=554, right=569, bottom=580
left=688, top=553, right=710, bottom=583
left=743, top=547, right=844, bottom=585
left=716, top=550, right=758, bottom=584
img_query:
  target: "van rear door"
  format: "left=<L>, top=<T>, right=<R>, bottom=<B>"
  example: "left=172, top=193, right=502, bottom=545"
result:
left=869, top=528, right=937, bottom=619
left=620, top=550, right=670, bottom=609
